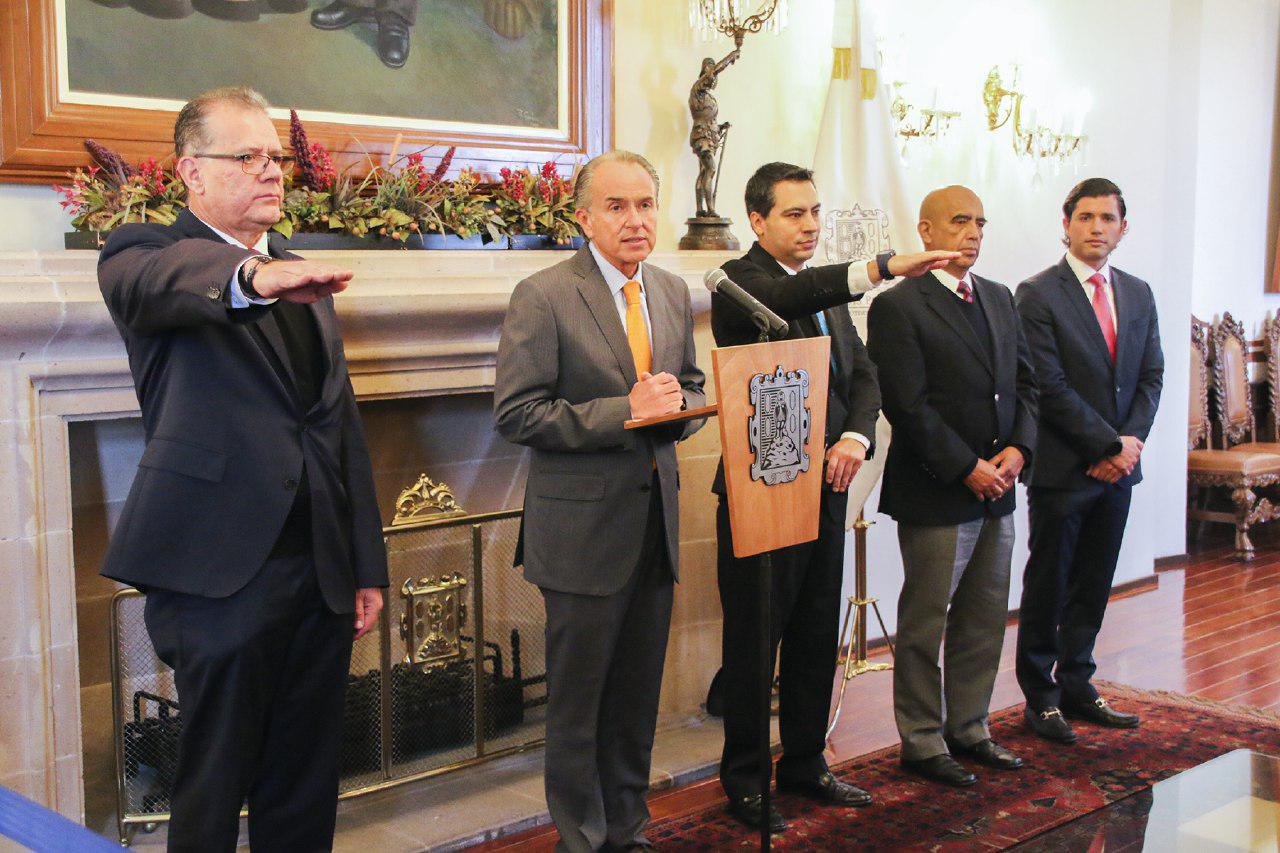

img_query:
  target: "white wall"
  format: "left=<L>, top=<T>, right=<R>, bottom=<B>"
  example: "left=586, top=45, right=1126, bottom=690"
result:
left=1188, top=0, right=1280, bottom=331
left=0, top=185, right=66, bottom=251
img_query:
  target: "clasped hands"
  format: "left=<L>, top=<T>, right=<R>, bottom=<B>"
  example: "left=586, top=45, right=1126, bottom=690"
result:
left=629, top=371, right=684, bottom=420
left=1086, top=435, right=1143, bottom=483
left=964, top=446, right=1025, bottom=501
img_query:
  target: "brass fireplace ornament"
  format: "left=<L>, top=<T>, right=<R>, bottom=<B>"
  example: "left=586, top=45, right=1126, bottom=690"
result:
left=400, top=573, right=469, bottom=668
left=392, top=474, right=465, bottom=526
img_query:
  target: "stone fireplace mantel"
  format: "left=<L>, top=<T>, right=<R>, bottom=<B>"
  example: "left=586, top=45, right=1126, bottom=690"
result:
left=0, top=247, right=733, bottom=825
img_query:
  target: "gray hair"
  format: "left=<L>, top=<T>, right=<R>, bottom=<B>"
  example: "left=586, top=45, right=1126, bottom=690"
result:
left=572, top=150, right=661, bottom=210
left=173, top=86, right=271, bottom=157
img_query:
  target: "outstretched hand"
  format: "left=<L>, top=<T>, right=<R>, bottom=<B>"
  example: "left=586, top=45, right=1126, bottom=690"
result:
left=252, top=260, right=354, bottom=304
left=883, top=250, right=963, bottom=281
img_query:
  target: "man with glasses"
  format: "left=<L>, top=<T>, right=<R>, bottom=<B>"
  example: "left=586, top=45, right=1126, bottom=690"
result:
left=97, top=86, right=388, bottom=851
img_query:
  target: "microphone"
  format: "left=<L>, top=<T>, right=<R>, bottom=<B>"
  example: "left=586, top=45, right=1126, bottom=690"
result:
left=703, top=269, right=789, bottom=339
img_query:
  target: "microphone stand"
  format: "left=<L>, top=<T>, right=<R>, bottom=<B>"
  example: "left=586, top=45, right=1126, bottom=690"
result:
left=754, top=317, right=774, bottom=852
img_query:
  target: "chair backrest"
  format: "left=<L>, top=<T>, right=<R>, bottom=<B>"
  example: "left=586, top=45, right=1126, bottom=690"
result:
left=1190, top=320, right=1210, bottom=450
left=1264, top=314, right=1280, bottom=441
left=1211, top=312, right=1255, bottom=448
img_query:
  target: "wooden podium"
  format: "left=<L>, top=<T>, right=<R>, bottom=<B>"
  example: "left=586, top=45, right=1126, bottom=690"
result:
left=630, top=336, right=829, bottom=850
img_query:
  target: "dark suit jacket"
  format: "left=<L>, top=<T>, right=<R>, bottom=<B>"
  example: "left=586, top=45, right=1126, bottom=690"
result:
left=97, top=209, right=388, bottom=613
left=494, top=245, right=706, bottom=596
left=867, top=272, right=1038, bottom=525
left=1015, top=258, right=1164, bottom=490
left=710, top=242, right=881, bottom=495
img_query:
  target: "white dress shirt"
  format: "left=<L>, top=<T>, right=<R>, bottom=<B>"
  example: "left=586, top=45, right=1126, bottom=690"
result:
left=193, top=213, right=276, bottom=309
left=589, top=240, right=653, bottom=350
left=776, top=258, right=871, bottom=451
left=1064, top=251, right=1116, bottom=321
left=931, top=266, right=976, bottom=299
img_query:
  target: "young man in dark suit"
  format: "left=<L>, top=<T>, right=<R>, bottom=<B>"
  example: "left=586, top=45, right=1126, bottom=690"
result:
left=97, top=87, right=388, bottom=850
left=710, top=162, right=956, bottom=831
left=1014, top=178, right=1164, bottom=743
left=867, top=185, right=1038, bottom=788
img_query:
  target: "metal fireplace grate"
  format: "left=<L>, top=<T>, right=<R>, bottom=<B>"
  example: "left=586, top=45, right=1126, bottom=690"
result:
left=108, top=509, right=546, bottom=846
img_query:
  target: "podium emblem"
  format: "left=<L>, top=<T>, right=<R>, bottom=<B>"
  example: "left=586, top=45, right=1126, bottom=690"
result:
left=748, top=365, right=812, bottom=485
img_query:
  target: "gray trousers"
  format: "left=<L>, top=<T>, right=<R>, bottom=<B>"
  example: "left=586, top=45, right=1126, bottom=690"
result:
left=539, top=489, right=672, bottom=853
left=894, top=514, right=1014, bottom=761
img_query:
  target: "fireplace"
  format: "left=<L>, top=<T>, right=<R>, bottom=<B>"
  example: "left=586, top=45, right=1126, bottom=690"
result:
left=0, top=247, right=728, bottom=843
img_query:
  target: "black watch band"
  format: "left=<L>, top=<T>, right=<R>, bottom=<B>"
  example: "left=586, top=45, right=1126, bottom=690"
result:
left=875, top=250, right=897, bottom=281
left=238, top=255, right=273, bottom=300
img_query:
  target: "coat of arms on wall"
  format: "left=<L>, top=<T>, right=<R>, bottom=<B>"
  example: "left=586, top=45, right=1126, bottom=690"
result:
left=822, top=203, right=892, bottom=263
left=748, top=365, right=812, bottom=486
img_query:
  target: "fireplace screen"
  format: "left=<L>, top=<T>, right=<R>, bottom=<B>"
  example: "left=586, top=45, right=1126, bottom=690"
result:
left=108, top=508, right=546, bottom=846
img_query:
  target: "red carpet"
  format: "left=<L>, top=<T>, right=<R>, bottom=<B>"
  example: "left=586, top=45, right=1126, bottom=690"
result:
left=646, top=683, right=1280, bottom=850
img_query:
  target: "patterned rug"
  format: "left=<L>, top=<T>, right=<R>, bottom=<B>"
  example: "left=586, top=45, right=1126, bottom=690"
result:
left=647, top=683, right=1280, bottom=850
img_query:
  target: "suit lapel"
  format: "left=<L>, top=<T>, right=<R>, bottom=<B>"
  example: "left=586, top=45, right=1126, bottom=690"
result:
left=1056, top=260, right=1114, bottom=372
left=572, top=247, right=639, bottom=385
left=1111, top=268, right=1141, bottom=377
left=645, top=273, right=676, bottom=375
left=923, top=276, right=993, bottom=377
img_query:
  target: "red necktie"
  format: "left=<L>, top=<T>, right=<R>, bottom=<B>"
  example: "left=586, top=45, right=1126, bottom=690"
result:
left=1089, top=272, right=1116, bottom=362
left=957, top=279, right=974, bottom=303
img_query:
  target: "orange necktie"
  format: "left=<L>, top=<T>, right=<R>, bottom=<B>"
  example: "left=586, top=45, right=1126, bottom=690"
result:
left=623, top=280, right=652, bottom=376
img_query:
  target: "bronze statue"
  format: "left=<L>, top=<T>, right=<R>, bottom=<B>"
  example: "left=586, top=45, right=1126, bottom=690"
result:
left=688, top=48, right=740, bottom=218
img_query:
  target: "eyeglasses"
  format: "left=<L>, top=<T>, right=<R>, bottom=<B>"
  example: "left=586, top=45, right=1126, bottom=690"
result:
left=192, top=152, right=295, bottom=176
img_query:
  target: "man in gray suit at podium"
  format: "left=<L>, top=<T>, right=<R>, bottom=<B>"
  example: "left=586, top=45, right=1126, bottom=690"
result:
left=495, top=150, right=705, bottom=852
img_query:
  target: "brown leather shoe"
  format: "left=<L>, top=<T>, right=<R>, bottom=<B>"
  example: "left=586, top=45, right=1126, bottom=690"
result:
left=900, top=754, right=977, bottom=787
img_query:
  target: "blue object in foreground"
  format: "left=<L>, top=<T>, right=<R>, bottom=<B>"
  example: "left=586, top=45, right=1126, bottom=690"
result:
left=0, top=786, right=118, bottom=851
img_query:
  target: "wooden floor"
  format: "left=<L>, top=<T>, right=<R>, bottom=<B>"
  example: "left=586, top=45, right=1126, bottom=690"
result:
left=474, top=535, right=1280, bottom=851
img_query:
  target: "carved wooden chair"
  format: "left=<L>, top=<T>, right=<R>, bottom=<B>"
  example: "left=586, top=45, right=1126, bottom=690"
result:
left=1187, top=317, right=1280, bottom=560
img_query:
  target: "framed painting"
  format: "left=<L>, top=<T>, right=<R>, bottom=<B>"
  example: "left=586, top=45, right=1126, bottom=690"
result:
left=0, top=0, right=612, bottom=181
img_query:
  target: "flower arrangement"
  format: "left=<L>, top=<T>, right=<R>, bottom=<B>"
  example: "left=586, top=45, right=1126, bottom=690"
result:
left=57, top=116, right=579, bottom=248
left=54, top=141, right=186, bottom=233
left=494, top=161, right=581, bottom=244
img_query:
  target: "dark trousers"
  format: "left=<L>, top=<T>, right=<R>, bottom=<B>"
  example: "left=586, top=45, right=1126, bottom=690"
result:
left=143, top=552, right=353, bottom=852
left=715, top=488, right=846, bottom=801
left=1016, top=482, right=1133, bottom=710
left=540, top=487, right=673, bottom=853
left=340, top=0, right=417, bottom=23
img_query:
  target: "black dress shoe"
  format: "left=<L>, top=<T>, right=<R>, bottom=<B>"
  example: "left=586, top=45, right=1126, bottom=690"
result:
left=310, top=0, right=371, bottom=29
left=1025, top=706, right=1079, bottom=743
left=1062, top=697, right=1140, bottom=728
left=778, top=772, right=873, bottom=806
left=900, top=754, right=976, bottom=787
left=375, top=12, right=411, bottom=68
left=947, top=738, right=1024, bottom=770
left=726, top=795, right=787, bottom=833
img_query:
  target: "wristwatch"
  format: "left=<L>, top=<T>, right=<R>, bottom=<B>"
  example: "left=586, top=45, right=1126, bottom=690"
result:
left=238, top=255, right=273, bottom=300
left=875, top=250, right=897, bottom=282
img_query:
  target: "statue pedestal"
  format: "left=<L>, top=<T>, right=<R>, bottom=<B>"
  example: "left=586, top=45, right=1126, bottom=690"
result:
left=679, top=216, right=740, bottom=251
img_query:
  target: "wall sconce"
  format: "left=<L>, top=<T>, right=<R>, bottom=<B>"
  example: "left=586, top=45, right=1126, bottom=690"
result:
left=889, top=85, right=960, bottom=142
left=983, top=65, right=1087, bottom=163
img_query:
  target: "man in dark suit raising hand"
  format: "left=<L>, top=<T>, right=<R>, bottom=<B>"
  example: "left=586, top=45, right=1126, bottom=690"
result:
left=97, top=86, right=388, bottom=852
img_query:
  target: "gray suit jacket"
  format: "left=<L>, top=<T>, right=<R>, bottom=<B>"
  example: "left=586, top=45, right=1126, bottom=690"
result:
left=494, top=245, right=706, bottom=596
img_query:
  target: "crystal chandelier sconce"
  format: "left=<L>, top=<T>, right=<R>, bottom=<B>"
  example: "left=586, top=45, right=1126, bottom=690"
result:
left=689, top=0, right=789, bottom=46
left=983, top=65, right=1088, bottom=165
